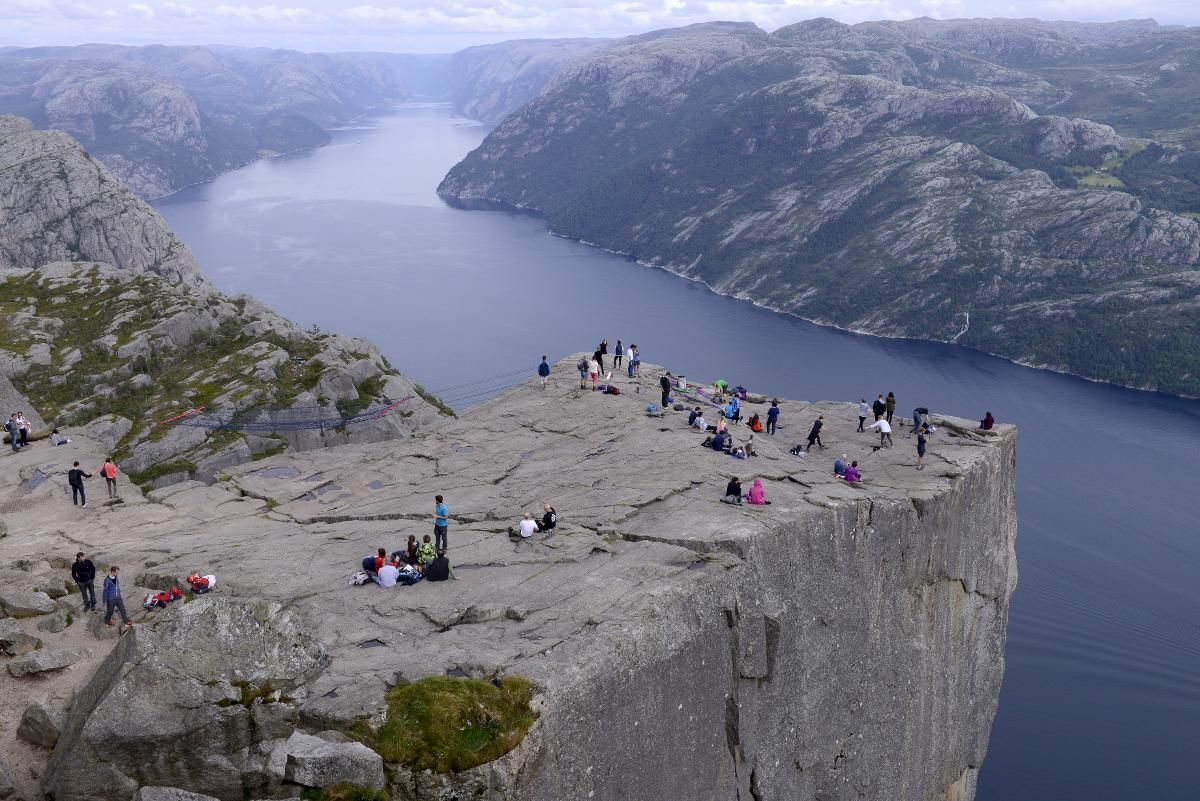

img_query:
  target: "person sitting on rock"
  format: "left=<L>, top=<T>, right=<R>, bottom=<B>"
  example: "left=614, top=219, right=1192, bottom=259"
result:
left=361, top=547, right=387, bottom=576
left=536, top=502, right=557, bottom=536
left=709, top=431, right=729, bottom=452
left=416, top=535, right=436, bottom=566
left=723, top=397, right=741, bottom=424
left=843, top=462, right=862, bottom=483
left=980, top=411, right=995, bottom=430
left=688, top=407, right=701, bottom=426
left=721, top=477, right=743, bottom=504
left=49, top=428, right=71, bottom=446
left=833, top=454, right=848, bottom=477
left=508, top=513, right=539, bottom=540
left=426, top=550, right=452, bottom=582
left=404, top=534, right=419, bottom=565
left=374, top=558, right=400, bottom=588
left=691, top=411, right=707, bottom=430
left=746, top=479, right=771, bottom=505
left=747, top=413, right=763, bottom=433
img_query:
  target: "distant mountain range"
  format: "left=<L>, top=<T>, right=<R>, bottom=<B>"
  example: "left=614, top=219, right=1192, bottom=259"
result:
left=439, top=18, right=1200, bottom=397
left=0, top=39, right=602, bottom=197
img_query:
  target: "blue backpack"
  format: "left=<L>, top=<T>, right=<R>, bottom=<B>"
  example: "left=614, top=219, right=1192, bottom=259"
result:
left=361, top=556, right=376, bottom=574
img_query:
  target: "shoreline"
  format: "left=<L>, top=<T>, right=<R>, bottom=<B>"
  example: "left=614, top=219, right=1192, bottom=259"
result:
left=439, top=192, right=1197, bottom=402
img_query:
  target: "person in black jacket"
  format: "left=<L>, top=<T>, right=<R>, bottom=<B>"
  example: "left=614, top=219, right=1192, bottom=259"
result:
left=68, top=461, right=91, bottom=507
left=872, top=395, right=886, bottom=421
left=426, top=551, right=452, bottom=582
left=71, top=551, right=97, bottom=611
left=660, top=373, right=672, bottom=407
left=535, top=502, right=557, bottom=537
left=807, top=416, right=826, bottom=450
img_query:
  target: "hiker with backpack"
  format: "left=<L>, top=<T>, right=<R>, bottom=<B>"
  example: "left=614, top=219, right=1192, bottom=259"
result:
left=102, top=566, right=132, bottom=628
left=614, top=340, right=624, bottom=369
left=5, top=414, right=19, bottom=452
left=98, top=457, right=119, bottom=499
left=660, top=373, right=672, bottom=407
left=68, top=461, right=91, bottom=507
left=538, top=356, right=551, bottom=389
left=577, top=357, right=589, bottom=389
left=71, top=552, right=96, bottom=612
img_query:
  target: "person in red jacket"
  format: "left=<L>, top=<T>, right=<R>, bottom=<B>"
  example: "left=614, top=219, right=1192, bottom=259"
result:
left=98, top=457, right=119, bottom=499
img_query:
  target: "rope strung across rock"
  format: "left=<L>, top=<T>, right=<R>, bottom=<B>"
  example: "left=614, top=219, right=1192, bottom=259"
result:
left=161, top=397, right=412, bottom=432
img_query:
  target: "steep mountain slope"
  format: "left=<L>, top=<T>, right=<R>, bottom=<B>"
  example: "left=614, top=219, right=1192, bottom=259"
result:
left=440, top=38, right=609, bottom=122
left=0, top=116, right=441, bottom=485
left=0, top=45, right=415, bottom=197
left=440, top=19, right=1200, bottom=396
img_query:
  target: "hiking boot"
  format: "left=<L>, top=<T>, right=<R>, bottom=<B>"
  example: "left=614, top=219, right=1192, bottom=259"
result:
left=105, top=620, right=115, bottom=626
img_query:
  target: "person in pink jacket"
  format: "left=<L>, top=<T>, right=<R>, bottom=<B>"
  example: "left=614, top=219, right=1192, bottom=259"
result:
left=746, top=479, right=770, bottom=505
left=843, top=462, right=862, bottom=483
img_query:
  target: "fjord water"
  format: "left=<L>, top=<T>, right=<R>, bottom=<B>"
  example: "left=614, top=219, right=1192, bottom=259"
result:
left=156, top=104, right=1200, bottom=800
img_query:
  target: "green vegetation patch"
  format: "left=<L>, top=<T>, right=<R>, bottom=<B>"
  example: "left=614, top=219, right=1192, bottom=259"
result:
left=412, top=382, right=455, bottom=418
left=300, top=785, right=388, bottom=801
left=127, top=459, right=197, bottom=487
left=368, top=676, right=537, bottom=773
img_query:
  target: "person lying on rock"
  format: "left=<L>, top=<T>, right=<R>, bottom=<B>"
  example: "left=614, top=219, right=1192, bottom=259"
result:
left=721, top=477, right=743, bottom=504
left=746, top=479, right=771, bottom=505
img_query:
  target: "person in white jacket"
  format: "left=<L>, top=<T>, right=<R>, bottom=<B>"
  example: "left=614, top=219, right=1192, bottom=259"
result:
left=857, top=399, right=870, bottom=432
left=869, top=417, right=893, bottom=448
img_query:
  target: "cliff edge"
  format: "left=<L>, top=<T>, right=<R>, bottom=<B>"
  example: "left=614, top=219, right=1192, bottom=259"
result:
left=2, top=361, right=1016, bottom=801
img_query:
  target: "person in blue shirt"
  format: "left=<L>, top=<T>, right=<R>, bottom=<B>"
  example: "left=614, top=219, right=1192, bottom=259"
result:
left=767, top=400, right=780, bottom=435
left=537, top=356, right=551, bottom=389
left=102, top=566, right=132, bottom=627
left=433, top=494, right=449, bottom=551
left=723, top=397, right=741, bottom=424
left=614, top=340, right=624, bottom=369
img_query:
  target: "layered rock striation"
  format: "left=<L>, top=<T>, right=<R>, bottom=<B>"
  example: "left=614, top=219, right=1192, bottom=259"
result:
left=4, top=362, right=1017, bottom=801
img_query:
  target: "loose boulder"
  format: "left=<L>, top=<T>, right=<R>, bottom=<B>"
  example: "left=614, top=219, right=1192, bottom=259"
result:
left=0, top=619, right=41, bottom=656
left=281, top=730, right=385, bottom=789
left=134, top=788, right=222, bottom=801
left=17, top=700, right=63, bottom=748
left=8, top=647, right=86, bottom=677
left=0, top=590, right=57, bottom=618
left=44, top=598, right=330, bottom=801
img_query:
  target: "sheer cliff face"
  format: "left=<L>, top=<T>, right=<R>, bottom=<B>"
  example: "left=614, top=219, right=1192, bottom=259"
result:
left=438, top=19, right=1200, bottom=397
left=0, top=115, right=203, bottom=285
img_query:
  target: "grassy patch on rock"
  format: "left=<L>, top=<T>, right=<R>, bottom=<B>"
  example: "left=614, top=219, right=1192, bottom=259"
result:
left=361, top=676, right=537, bottom=773
left=299, top=785, right=388, bottom=801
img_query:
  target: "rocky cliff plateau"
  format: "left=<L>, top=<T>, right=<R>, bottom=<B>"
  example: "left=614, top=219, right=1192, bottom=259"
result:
left=1, top=115, right=441, bottom=487
left=439, top=18, right=1200, bottom=397
left=0, top=360, right=1017, bottom=801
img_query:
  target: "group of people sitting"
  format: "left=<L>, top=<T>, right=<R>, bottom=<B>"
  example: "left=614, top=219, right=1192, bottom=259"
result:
left=360, top=534, right=451, bottom=587
left=508, top=502, right=557, bottom=540
left=721, top=477, right=771, bottom=505
left=831, top=454, right=862, bottom=483
left=690, top=406, right=756, bottom=459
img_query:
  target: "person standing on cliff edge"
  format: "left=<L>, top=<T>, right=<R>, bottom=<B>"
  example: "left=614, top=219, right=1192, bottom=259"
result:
left=614, top=340, right=624, bottom=369
left=433, top=494, right=449, bottom=551
left=538, top=356, right=551, bottom=389
left=660, top=373, right=672, bottom=407
left=885, top=392, right=896, bottom=424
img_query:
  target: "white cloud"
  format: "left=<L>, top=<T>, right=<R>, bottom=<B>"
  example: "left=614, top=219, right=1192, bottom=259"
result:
left=0, top=0, right=1196, bottom=50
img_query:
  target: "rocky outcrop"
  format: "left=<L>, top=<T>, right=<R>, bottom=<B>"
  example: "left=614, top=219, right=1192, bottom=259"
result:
left=44, top=599, right=329, bottom=801
left=0, top=121, right=441, bottom=485
left=7, top=364, right=1016, bottom=801
left=0, top=116, right=203, bottom=284
left=279, top=731, right=385, bottom=789
left=439, top=20, right=1200, bottom=396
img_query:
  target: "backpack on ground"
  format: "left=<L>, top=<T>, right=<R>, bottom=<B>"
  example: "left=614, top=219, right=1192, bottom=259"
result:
left=348, top=571, right=371, bottom=586
left=186, top=573, right=211, bottom=594
left=606, top=385, right=621, bottom=395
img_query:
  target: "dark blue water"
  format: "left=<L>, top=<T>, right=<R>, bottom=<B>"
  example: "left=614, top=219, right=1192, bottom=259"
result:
left=156, top=103, right=1200, bottom=800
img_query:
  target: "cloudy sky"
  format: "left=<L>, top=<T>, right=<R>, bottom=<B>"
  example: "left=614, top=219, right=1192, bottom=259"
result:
left=1, top=0, right=1196, bottom=52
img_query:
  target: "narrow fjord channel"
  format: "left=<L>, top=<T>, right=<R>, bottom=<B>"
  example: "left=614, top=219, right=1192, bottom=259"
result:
left=156, top=103, right=1200, bottom=800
